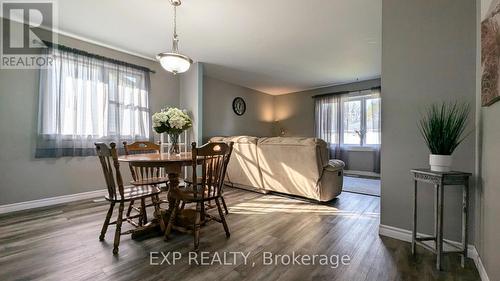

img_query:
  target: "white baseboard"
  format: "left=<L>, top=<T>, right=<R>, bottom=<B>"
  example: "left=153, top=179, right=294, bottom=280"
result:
left=473, top=248, right=490, bottom=281
left=0, top=189, right=107, bottom=215
left=379, top=224, right=490, bottom=281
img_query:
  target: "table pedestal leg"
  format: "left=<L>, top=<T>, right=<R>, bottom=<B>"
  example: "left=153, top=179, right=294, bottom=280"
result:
left=163, top=166, right=181, bottom=231
left=167, top=172, right=180, bottom=210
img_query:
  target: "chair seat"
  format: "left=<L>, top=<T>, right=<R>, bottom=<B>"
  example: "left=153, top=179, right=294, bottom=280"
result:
left=184, top=176, right=217, bottom=185
left=105, top=185, right=162, bottom=202
left=183, top=176, right=198, bottom=184
left=171, top=185, right=218, bottom=202
left=183, top=178, right=226, bottom=195
left=130, top=176, right=169, bottom=186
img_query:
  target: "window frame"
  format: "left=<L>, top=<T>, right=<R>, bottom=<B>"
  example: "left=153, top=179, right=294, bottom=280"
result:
left=340, top=94, right=381, bottom=147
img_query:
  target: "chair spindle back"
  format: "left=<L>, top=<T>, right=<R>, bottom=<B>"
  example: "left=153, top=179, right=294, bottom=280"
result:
left=95, top=142, right=125, bottom=200
left=123, top=141, right=163, bottom=183
left=191, top=142, right=234, bottom=200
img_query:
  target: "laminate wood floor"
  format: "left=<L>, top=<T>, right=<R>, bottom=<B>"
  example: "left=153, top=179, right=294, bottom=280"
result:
left=0, top=188, right=480, bottom=281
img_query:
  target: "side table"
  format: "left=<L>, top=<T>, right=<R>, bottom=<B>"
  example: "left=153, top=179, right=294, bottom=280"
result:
left=411, top=169, right=471, bottom=271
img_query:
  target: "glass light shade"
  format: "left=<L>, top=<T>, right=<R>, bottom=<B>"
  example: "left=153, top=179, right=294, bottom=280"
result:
left=157, top=52, right=193, bottom=74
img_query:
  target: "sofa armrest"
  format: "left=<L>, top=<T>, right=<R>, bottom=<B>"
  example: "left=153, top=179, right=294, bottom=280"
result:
left=327, top=159, right=345, bottom=170
left=317, top=160, right=345, bottom=201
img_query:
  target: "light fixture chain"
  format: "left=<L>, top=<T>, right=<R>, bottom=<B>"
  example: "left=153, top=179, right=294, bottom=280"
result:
left=173, top=5, right=177, bottom=38
left=172, top=5, right=178, bottom=52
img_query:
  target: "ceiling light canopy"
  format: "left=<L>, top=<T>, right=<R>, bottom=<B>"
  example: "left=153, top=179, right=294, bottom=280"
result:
left=157, top=0, right=192, bottom=74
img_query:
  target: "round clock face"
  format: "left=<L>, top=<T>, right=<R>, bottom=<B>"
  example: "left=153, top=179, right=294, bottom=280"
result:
left=232, top=97, right=246, bottom=116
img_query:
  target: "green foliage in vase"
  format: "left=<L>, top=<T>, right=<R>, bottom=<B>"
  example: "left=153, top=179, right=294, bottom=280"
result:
left=418, top=102, right=470, bottom=155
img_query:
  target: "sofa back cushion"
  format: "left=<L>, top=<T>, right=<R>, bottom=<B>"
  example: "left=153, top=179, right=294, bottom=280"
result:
left=210, top=136, right=263, bottom=189
left=257, top=137, right=326, bottom=199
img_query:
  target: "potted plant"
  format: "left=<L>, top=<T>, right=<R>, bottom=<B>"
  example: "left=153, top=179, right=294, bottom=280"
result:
left=418, top=102, right=470, bottom=172
left=152, top=107, right=192, bottom=155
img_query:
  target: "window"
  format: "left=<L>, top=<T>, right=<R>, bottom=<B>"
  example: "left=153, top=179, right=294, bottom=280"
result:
left=342, top=93, right=381, bottom=146
left=365, top=96, right=381, bottom=145
left=315, top=89, right=381, bottom=147
left=343, top=98, right=362, bottom=145
left=36, top=46, right=151, bottom=158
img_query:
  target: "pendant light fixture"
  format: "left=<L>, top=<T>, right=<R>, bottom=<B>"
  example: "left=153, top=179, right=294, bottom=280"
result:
left=157, top=0, right=193, bottom=74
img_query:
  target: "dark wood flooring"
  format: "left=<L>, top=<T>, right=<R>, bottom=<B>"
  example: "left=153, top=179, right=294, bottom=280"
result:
left=0, top=188, right=480, bottom=281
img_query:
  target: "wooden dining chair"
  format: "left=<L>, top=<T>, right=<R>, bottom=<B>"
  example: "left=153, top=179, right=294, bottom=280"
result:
left=123, top=141, right=169, bottom=225
left=95, top=142, right=162, bottom=255
left=183, top=139, right=230, bottom=215
left=164, top=141, right=234, bottom=250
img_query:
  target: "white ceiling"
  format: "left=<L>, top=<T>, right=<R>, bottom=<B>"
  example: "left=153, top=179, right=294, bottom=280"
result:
left=52, top=0, right=381, bottom=95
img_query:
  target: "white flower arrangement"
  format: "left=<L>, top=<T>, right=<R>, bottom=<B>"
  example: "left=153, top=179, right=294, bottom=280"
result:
left=152, top=107, right=192, bottom=135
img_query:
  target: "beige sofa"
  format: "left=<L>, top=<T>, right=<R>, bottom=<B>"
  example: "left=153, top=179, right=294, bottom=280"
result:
left=210, top=136, right=345, bottom=202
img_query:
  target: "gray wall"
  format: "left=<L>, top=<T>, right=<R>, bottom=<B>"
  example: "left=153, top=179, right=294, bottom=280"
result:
left=202, top=76, right=274, bottom=141
left=480, top=103, right=500, bottom=281
left=180, top=63, right=204, bottom=145
left=345, top=150, right=377, bottom=172
left=274, top=79, right=380, bottom=137
left=381, top=0, right=477, bottom=243
left=0, top=19, right=179, bottom=205
left=478, top=0, right=500, bottom=279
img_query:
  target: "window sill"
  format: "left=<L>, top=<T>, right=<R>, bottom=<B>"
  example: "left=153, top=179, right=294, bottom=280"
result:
left=345, top=146, right=377, bottom=152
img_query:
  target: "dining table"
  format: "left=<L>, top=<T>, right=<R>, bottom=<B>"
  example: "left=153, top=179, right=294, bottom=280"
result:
left=118, top=152, right=200, bottom=238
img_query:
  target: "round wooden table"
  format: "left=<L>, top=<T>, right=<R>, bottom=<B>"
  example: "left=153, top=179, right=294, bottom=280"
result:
left=118, top=152, right=194, bottom=190
left=118, top=152, right=198, bottom=237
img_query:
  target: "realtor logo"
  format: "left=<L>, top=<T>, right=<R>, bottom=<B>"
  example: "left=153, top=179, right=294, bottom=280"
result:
left=1, top=1, right=56, bottom=68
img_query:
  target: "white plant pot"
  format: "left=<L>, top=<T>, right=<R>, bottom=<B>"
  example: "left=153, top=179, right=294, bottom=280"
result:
left=429, top=154, right=453, bottom=172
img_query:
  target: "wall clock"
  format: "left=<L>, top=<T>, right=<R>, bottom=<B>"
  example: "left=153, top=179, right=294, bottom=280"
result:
left=232, top=97, right=246, bottom=116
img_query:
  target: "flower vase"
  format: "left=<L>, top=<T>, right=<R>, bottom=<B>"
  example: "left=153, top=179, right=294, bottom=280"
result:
left=168, top=133, right=181, bottom=155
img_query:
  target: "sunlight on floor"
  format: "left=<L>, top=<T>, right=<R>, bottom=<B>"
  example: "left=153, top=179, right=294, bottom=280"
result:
left=228, top=195, right=379, bottom=217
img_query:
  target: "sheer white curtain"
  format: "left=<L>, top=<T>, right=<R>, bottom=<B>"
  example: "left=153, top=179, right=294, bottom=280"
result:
left=36, top=47, right=151, bottom=157
left=314, top=94, right=346, bottom=160
left=368, top=87, right=381, bottom=172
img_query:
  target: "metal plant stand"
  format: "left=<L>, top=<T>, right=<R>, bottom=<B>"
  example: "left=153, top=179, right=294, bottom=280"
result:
left=410, top=169, right=471, bottom=271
